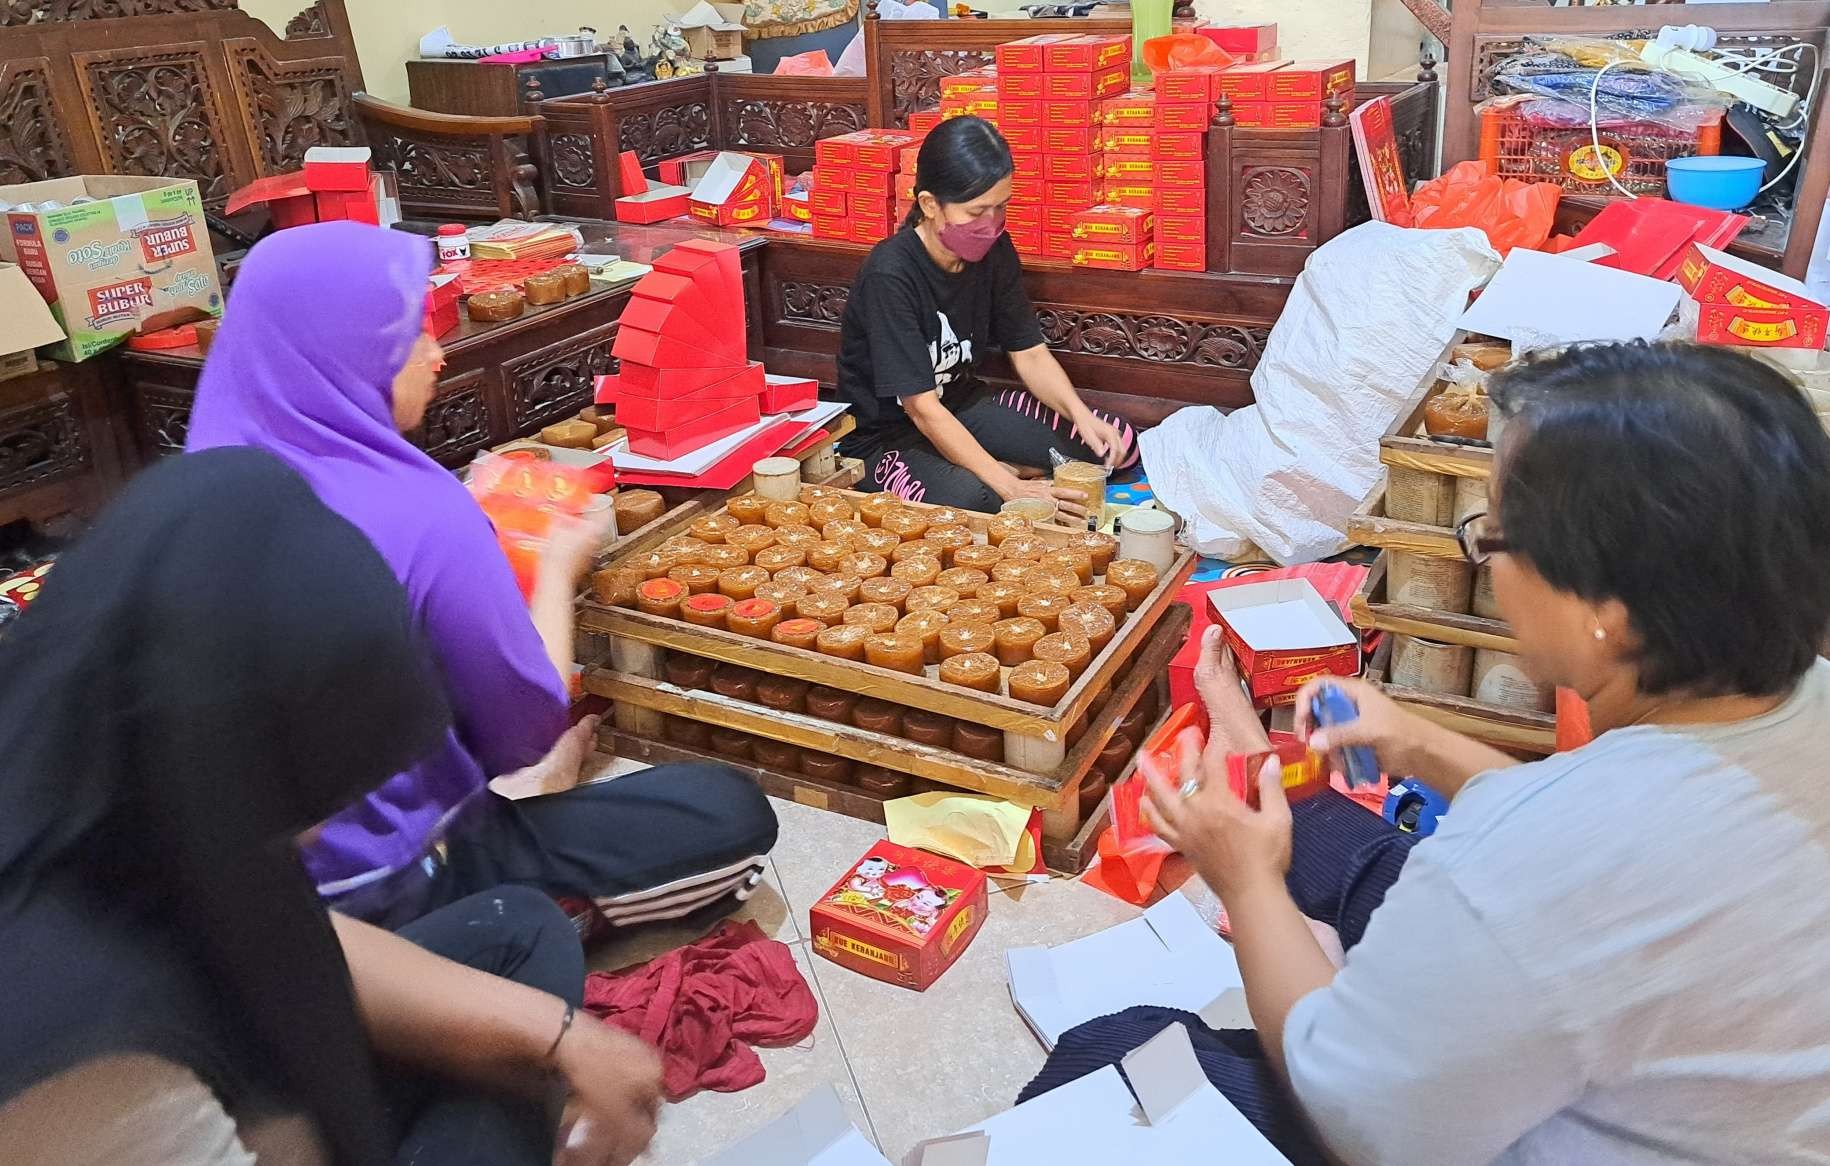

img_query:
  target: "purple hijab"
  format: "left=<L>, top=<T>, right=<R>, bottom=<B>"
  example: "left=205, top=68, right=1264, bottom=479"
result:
left=188, top=222, right=566, bottom=899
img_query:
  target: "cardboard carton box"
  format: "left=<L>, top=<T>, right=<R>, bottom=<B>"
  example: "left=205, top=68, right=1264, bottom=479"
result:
left=999, top=71, right=1045, bottom=100
left=1198, top=22, right=1278, bottom=56
left=1042, top=231, right=1076, bottom=260
left=1042, top=151, right=1099, bottom=183
left=811, top=215, right=848, bottom=241
left=1156, top=239, right=1207, bottom=270
left=1100, top=157, right=1158, bottom=184
left=1156, top=158, right=1207, bottom=187
left=1209, top=578, right=1360, bottom=702
left=1096, top=127, right=1154, bottom=155
left=1008, top=224, right=1043, bottom=255
left=1157, top=69, right=1220, bottom=104
left=1265, top=100, right=1334, bottom=129
left=422, top=272, right=461, bottom=341
left=1043, top=177, right=1098, bottom=207
left=1269, top=58, right=1356, bottom=101
left=1100, top=182, right=1157, bottom=211
left=1151, top=132, right=1206, bottom=162
left=688, top=152, right=772, bottom=226
left=1155, top=214, right=1206, bottom=245
left=657, top=149, right=722, bottom=188
left=1156, top=99, right=1214, bottom=133
left=0, top=175, right=221, bottom=362
left=1010, top=174, right=1044, bottom=202
left=1002, top=124, right=1044, bottom=154
left=939, top=74, right=996, bottom=100
left=615, top=184, right=691, bottom=224
left=1072, top=238, right=1154, bottom=271
left=1000, top=97, right=1044, bottom=128
left=1677, top=241, right=1827, bottom=321
left=760, top=372, right=818, bottom=413
left=0, top=261, right=65, bottom=381
left=1230, top=101, right=1269, bottom=128
left=814, top=129, right=916, bottom=171
left=679, top=3, right=745, bottom=62
left=1216, top=61, right=1290, bottom=102
left=1071, top=204, right=1153, bottom=244
left=302, top=146, right=372, bottom=192
left=907, top=109, right=943, bottom=135
left=1099, top=89, right=1156, bottom=127
left=1045, top=64, right=1129, bottom=101
left=809, top=181, right=848, bottom=218
left=1043, top=124, right=1100, bottom=154
left=1043, top=33, right=1131, bottom=73
left=615, top=363, right=764, bottom=429
left=1041, top=203, right=1080, bottom=236
left=996, top=32, right=1079, bottom=73
left=1154, top=184, right=1206, bottom=217
left=1684, top=294, right=1828, bottom=350
left=809, top=841, right=988, bottom=991
left=1005, top=204, right=1042, bottom=231
left=1043, top=98, right=1101, bottom=127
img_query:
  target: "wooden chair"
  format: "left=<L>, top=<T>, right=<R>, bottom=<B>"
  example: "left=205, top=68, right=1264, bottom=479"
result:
left=351, top=94, right=548, bottom=222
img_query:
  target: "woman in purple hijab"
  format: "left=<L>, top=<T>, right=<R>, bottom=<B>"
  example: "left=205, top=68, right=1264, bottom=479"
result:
left=188, top=221, right=776, bottom=935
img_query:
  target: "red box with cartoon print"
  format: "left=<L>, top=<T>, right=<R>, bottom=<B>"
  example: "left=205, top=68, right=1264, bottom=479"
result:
left=809, top=841, right=988, bottom=991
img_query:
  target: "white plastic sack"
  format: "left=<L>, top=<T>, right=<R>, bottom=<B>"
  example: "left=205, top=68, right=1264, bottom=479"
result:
left=835, top=0, right=938, bottom=75
left=1139, top=222, right=1500, bottom=565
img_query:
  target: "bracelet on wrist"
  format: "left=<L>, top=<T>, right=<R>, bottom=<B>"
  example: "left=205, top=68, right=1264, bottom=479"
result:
left=544, top=1001, right=577, bottom=1065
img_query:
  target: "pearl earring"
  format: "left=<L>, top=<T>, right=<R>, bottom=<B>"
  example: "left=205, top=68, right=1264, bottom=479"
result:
left=1593, top=627, right=1606, bottom=642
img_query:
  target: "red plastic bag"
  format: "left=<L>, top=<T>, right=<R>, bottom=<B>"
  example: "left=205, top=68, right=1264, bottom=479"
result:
left=1141, top=33, right=1235, bottom=74
left=1409, top=160, right=1561, bottom=256
left=773, top=49, right=834, bottom=77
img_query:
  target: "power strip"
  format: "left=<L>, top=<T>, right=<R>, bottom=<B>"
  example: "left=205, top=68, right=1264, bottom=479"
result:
left=1639, top=42, right=1801, bottom=119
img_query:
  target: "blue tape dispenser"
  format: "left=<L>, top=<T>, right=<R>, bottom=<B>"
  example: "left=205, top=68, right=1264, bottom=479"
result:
left=1310, top=683, right=1381, bottom=789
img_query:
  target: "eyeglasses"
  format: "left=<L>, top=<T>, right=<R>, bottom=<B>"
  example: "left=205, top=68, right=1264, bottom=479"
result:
left=1456, top=511, right=1511, bottom=566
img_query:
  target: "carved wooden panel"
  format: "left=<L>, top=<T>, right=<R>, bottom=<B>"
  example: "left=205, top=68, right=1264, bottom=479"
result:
left=781, top=279, right=850, bottom=325
left=74, top=43, right=237, bottom=202
left=134, top=384, right=195, bottom=456
left=619, top=102, right=711, bottom=165
left=721, top=97, right=867, bottom=151
left=1, top=0, right=233, bottom=25
left=1239, top=166, right=1312, bottom=240
left=413, top=369, right=489, bottom=468
left=229, top=42, right=355, bottom=174
left=548, top=132, right=596, bottom=191
left=888, top=49, right=993, bottom=127
left=367, top=131, right=495, bottom=209
left=503, top=322, right=619, bottom=431
left=284, top=0, right=330, bottom=39
left=1034, top=308, right=1269, bottom=372
left=0, top=58, right=75, bottom=185
left=0, top=397, right=87, bottom=495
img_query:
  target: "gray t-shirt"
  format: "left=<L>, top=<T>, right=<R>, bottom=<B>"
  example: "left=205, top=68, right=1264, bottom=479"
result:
left=1285, top=659, right=1830, bottom=1165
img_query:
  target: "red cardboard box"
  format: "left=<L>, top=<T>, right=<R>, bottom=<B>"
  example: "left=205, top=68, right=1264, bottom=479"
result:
left=1043, top=178, right=1098, bottom=207
left=1209, top=578, right=1360, bottom=703
left=996, top=32, right=1078, bottom=73
left=615, top=364, right=765, bottom=429
left=1041, top=203, right=1080, bottom=236
left=849, top=191, right=895, bottom=219
left=1230, top=102, right=1268, bottom=128
left=809, top=841, right=988, bottom=992
left=313, top=188, right=379, bottom=225
left=1199, top=22, right=1277, bottom=56
left=1011, top=152, right=1043, bottom=181
left=837, top=166, right=895, bottom=195
left=1000, top=98, right=1044, bottom=127
left=812, top=216, right=848, bottom=241
left=1071, top=203, right=1152, bottom=243
left=1270, top=59, right=1355, bottom=101
left=302, top=146, right=372, bottom=192
left=1686, top=298, right=1827, bottom=349
left=1156, top=159, right=1206, bottom=187
left=1002, top=124, right=1044, bottom=153
left=1098, top=90, right=1155, bottom=127
left=1005, top=204, right=1041, bottom=231
left=851, top=218, right=891, bottom=244
left=627, top=395, right=763, bottom=459
left=1151, top=132, right=1205, bottom=162
left=1043, top=124, right=1099, bottom=154
left=1008, top=224, right=1043, bottom=254
left=761, top=373, right=818, bottom=413
left=1154, top=184, right=1205, bottom=217
left=815, top=129, right=916, bottom=170
left=1071, top=238, right=1154, bottom=271
left=897, top=142, right=923, bottom=172
left=940, top=74, right=993, bottom=99
left=1043, top=98, right=1101, bottom=127
left=1156, top=99, right=1213, bottom=133
left=1044, top=33, right=1131, bottom=73
left=423, top=273, right=461, bottom=340
left=1010, top=174, right=1043, bottom=202
left=1266, top=100, right=1333, bottom=129
left=688, top=152, right=772, bottom=226
left=1677, top=242, right=1826, bottom=314
left=615, top=186, right=691, bottom=224
left=1045, top=64, right=1129, bottom=101
left=894, top=171, right=917, bottom=199
left=895, top=196, right=914, bottom=223
left=1155, top=214, right=1206, bottom=245
left=1156, top=240, right=1207, bottom=270
left=1043, top=151, right=1099, bottom=182
left=907, top=110, right=943, bottom=135
left=999, top=72, right=1045, bottom=100
left=810, top=182, right=849, bottom=217
left=658, top=149, right=722, bottom=187
left=1216, top=61, right=1289, bottom=102
left=1099, top=156, right=1157, bottom=184
left=940, top=94, right=999, bottom=120
left=1096, top=127, right=1153, bottom=155
left=1100, top=182, right=1156, bottom=211
left=1042, top=231, right=1076, bottom=260
left=1157, top=69, right=1220, bottom=103
left=618, top=359, right=757, bottom=400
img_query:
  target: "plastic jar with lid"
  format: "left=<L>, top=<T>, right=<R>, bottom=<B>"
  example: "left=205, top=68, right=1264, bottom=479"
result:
left=436, top=224, right=470, bottom=263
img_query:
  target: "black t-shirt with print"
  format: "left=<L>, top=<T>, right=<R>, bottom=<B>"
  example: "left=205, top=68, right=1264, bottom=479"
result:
left=835, top=226, right=1045, bottom=455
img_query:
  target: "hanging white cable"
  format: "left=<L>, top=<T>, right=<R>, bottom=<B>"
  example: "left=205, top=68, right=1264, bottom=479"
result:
left=1588, top=60, right=1639, bottom=199
left=1755, top=45, right=1819, bottom=194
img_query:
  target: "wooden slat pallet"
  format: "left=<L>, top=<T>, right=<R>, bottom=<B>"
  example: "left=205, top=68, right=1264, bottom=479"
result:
left=579, top=489, right=1199, bottom=776
left=1350, top=557, right=1518, bottom=655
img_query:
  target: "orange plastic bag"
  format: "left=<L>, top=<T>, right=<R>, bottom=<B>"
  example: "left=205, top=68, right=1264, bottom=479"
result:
left=1409, top=160, right=1561, bottom=256
left=1140, top=33, right=1235, bottom=75
left=773, top=49, right=834, bottom=77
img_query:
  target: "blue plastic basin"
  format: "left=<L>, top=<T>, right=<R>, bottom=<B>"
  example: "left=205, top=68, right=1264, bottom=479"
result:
left=1665, top=156, right=1765, bottom=211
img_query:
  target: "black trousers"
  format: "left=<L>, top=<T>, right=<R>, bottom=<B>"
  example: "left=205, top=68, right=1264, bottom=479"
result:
left=856, top=388, right=1141, bottom=512
left=1018, top=791, right=1420, bottom=1164
left=335, top=763, right=779, bottom=936
left=387, top=886, right=585, bottom=1166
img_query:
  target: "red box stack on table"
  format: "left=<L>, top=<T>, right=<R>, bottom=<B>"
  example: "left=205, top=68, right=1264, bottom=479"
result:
left=997, top=32, right=1130, bottom=260
left=1219, top=59, right=1355, bottom=130
left=811, top=129, right=919, bottom=246
left=1149, top=69, right=1216, bottom=271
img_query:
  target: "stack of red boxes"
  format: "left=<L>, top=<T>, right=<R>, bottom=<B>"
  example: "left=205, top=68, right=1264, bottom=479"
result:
left=606, top=239, right=767, bottom=459
left=810, top=129, right=918, bottom=246
left=938, top=69, right=999, bottom=121
left=1068, top=204, right=1154, bottom=271
left=1220, top=59, right=1354, bottom=129
left=1151, top=69, right=1216, bottom=271
left=996, top=32, right=1130, bottom=260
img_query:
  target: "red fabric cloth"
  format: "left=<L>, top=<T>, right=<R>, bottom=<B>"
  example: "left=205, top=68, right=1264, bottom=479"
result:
left=582, top=920, right=819, bottom=1101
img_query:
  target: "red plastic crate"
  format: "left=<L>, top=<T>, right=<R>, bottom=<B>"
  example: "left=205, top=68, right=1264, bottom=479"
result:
left=1477, top=99, right=1721, bottom=198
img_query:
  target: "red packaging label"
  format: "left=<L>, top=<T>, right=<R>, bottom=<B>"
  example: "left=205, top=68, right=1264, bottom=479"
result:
left=1008, top=224, right=1043, bottom=254
left=1009, top=174, right=1043, bottom=202
left=1216, top=61, right=1290, bottom=102
left=1071, top=238, right=1154, bottom=271
left=1098, top=90, right=1155, bottom=126
left=1156, top=69, right=1220, bottom=103
left=940, top=74, right=994, bottom=99
left=1230, top=101, right=1268, bottom=127
left=1043, top=33, right=1131, bottom=72
left=1100, top=157, right=1156, bottom=182
left=907, top=110, right=942, bottom=135
left=1150, top=132, right=1205, bottom=161
left=1268, top=59, right=1355, bottom=101
left=1097, top=128, right=1153, bottom=155
left=1044, top=64, right=1129, bottom=101
left=810, top=185, right=848, bottom=217
left=809, top=841, right=989, bottom=992
left=1001, top=98, right=1044, bottom=127
left=1043, top=151, right=1098, bottom=182
left=1100, top=182, right=1156, bottom=211
left=1154, top=213, right=1206, bottom=245
left=1070, top=203, right=1152, bottom=244
left=1690, top=299, right=1829, bottom=349
left=1266, top=100, right=1326, bottom=128
left=1154, top=184, right=1205, bottom=216
left=1043, top=125, right=1099, bottom=154
left=1043, top=98, right=1100, bottom=127
left=1005, top=204, right=1041, bottom=230
left=86, top=276, right=154, bottom=328
left=1041, top=203, right=1080, bottom=235
left=1155, top=100, right=1213, bottom=133
left=1000, top=72, right=1045, bottom=100
left=1155, top=240, right=1207, bottom=270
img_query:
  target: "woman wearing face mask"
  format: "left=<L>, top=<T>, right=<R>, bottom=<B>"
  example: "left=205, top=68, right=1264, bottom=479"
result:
left=833, top=115, right=1139, bottom=517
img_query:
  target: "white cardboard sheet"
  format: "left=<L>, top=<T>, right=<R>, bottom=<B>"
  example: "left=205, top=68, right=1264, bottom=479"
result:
left=1457, top=246, right=1681, bottom=348
left=601, top=398, right=846, bottom=474
left=703, top=1085, right=891, bottom=1166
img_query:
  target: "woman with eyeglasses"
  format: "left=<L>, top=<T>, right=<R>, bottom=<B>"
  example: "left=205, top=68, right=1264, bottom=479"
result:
left=1023, top=342, right=1830, bottom=1164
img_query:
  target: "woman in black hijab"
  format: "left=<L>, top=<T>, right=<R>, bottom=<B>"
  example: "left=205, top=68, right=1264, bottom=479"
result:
left=0, top=448, right=661, bottom=1166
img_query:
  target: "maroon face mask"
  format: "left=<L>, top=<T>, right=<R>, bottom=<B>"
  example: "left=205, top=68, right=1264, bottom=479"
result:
left=937, top=207, right=1007, bottom=263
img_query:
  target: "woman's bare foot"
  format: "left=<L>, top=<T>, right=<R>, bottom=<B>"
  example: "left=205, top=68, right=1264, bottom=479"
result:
left=491, top=715, right=603, bottom=800
left=1193, top=625, right=1271, bottom=754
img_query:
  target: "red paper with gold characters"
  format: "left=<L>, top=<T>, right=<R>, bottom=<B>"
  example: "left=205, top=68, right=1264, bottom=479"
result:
left=1348, top=95, right=1413, bottom=228
left=809, top=841, right=988, bottom=991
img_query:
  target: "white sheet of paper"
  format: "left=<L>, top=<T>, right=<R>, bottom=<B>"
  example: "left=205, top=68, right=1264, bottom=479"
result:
left=603, top=399, right=847, bottom=474
left=703, top=1085, right=891, bottom=1166
left=1458, top=247, right=1681, bottom=347
left=1006, top=893, right=1243, bottom=1050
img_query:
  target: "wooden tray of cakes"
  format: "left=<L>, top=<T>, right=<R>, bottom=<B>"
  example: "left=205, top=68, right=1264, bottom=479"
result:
left=578, top=486, right=1198, bottom=779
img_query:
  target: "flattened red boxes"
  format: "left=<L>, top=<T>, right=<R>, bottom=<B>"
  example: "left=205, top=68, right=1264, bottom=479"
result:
left=761, top=373, right=818, bottom=413
left=1198, top=22, right=1277, bottom=56
left=615, top=363, right=765, bottom=429
left=1216, top=61, right=1289, bottom=102
left=809, top=841, right=988, bottom=992
left=814, top=129, right=916, bottom=171
left=1269, top=59, right=1355, bottom=101
left=996, top=32, right=1078, bottom=73
left=1071, top=238, right=1154, bottom=271
left=1045, top=64, right=1129, bottom=102
left=1043, top=33, right=1131, bottom=73
left=627, top=396, right=764, bottom=460
left=1071, top=204, right=1152, bottom=244
left=1209, top=578, right=1360, bottom=704
left=688, top=152, right=772, bottom=226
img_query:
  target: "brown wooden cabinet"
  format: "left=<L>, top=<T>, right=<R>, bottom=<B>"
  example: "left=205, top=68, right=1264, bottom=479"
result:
left=407, top=55, right=621, bottom=118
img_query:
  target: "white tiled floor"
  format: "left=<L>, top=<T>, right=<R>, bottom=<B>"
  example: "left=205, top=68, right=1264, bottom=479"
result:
left=579, top=781, right=1148, bottom=1165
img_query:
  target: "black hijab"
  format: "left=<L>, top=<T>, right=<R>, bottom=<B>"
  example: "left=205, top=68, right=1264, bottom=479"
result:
left=0, top=448, right=451, bottom=1165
